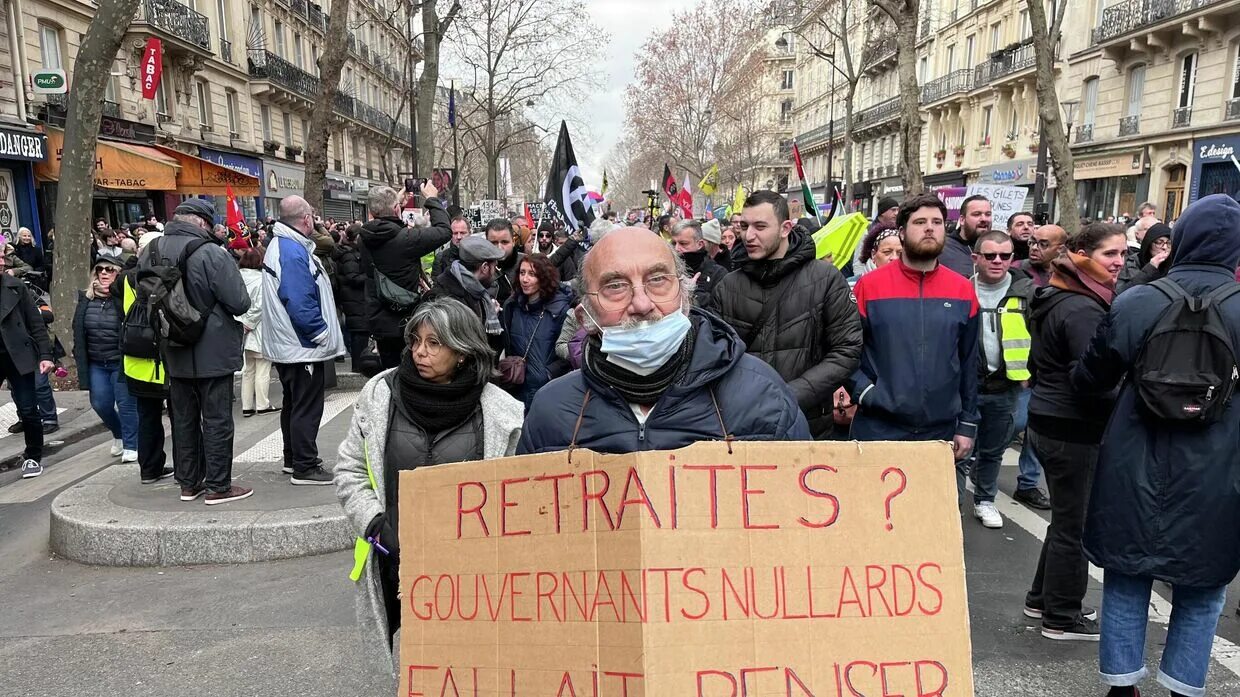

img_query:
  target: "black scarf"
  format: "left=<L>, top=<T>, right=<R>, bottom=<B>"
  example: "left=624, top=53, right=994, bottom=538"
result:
left=396, top=351, right=485, bottom=433
left=582, top=321, right=698, bottom=405
left=680, top=249, right=707, bottom=273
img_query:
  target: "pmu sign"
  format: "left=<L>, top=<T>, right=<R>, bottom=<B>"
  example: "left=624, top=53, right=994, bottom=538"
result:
left=140, top=38, right=163, bottom=100
left=31, top=70, right=67, bottom=94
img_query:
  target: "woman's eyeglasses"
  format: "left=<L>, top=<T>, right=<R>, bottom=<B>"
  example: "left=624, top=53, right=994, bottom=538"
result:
left=93, top=266, right=118, bottom=274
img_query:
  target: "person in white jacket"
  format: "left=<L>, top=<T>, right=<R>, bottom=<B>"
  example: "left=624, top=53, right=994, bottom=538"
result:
left=261, top=196, right=346, bottom=485
left=235, top=247, right=276, bottom=417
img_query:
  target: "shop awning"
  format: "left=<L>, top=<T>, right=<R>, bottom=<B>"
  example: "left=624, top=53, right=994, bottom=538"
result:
left=34, top=129, right=180, bottom=191
left=154, top=146, right=260, bottom=196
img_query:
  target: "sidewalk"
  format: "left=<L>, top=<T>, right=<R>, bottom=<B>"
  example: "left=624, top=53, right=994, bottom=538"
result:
left=48, top=365, right=370, bottom=567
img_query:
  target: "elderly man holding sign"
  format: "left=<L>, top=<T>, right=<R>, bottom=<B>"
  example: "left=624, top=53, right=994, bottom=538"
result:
left=517, top=226, right=811, bottom=453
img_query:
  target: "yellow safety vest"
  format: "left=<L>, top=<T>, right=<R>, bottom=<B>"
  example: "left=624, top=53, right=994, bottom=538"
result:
left=997, top=296, right=1031, bottom=382
left=120, top=277, right=166, bottom=386
left=348, top=440, right=379, bottom=582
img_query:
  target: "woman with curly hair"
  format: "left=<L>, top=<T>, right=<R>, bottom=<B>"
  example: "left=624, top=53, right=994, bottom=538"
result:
left=501, top=253, right=574, bottom=411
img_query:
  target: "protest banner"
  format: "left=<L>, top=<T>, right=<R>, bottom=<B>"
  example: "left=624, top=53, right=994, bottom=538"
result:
left=965, top=184, right=1029, bottom=231
left=478, top=199, right=506, bottom=223
left=398, top=440, right=973, bottom=696
left=933, top=186, right=968, bottom=223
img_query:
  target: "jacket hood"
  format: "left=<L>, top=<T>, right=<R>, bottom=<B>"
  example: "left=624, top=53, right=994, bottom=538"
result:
left=1138, top=222, right=1172, bottom=267
left=1006, top=269, right=1034, bottom=299
left=741, top=228, right=817, bottom=285
left=272, top=221, right=314, bottom=251
left=359, top=216, right=406, bottom=243
left=1169, top=194, right=1240, bottom=271
left=162, top=220, right=212, bottom=241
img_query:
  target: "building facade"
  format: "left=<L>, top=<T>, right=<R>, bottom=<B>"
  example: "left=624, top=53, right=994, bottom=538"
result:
left=2, top=0, right=415, bottom=233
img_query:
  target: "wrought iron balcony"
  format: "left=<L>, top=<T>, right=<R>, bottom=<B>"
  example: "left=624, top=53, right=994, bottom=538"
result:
left=919, top=15, right=930, bottom=40
left=1075, top=124, right=1094, bottom=143
left=921, top=69, right=974, bottom=104
left=1119, top=115, right=1140, bottom=137
left=855, top=97, right=900, bottom=130
left=290, top=0, right=307, bottom=18
left=358, top=41, right=369, bottom=62
left=861, top=36, right=897, bottom=69
left=1172, top=106, right=1192, bottom=128
left=102, top=100, right=121, bottom=118
left=307, top=4, right=326, bottom=32
left=142, top=0, right=211, bottom=53
left=219, top=38, right=232, bottom=64
left=248, top=49, right=317, bottom=99
left=974, top=41, right=1035, bottom=85
left=333, top=92, right=355, bottom=118
left=1227, top=98, right=1240, bottom=121
left=46, top=93, right=68, bottom=109
left=796, top=116, right=847, bottom=149
left=1093, top=0, right=1225, bottom=45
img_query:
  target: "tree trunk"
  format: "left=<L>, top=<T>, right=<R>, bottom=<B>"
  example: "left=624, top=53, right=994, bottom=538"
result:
left=843, top=82, right=856, bottom=210
left=893, top=3, right=923, bottom=195
left=1027, top=0, right=1078, bottom=233
left=416, top=0, right=442, bottom=177
left=51, top=0, right=144, bottom=361
left=303, top=0, right=351, bottom=212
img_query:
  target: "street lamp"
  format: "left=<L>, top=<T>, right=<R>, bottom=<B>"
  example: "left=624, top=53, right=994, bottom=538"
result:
left=1060, top=99, right=1079, bottom=141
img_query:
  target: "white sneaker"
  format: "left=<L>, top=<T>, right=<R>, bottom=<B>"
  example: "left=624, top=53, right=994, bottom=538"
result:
left=110, top=439, right=123, bottom=457
left=973, top=501, right=1003, bottom=529
left=20, top=459, right=43, bottom=478
left=121, top=449, right=138, bottom=463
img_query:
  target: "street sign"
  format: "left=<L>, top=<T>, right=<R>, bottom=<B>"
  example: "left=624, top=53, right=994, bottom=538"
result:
left=32, top=69, right=67, bottom=95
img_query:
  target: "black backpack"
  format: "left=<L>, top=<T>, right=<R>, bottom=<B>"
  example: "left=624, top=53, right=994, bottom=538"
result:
left=1131, top=277, right=1240, bottom=424
left=125, top=237, right=214, bottom=350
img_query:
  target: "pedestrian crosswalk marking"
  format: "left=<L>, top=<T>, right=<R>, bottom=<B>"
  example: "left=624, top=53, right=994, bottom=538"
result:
left=0, top=403, right=67, bottom=439
left=0, top=440, right=113, bottom=505
left=233, top=390, right=360, bottom=463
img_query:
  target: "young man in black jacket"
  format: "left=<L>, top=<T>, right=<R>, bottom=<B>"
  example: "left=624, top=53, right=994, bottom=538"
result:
left=358, top=182, right=451, bottom=369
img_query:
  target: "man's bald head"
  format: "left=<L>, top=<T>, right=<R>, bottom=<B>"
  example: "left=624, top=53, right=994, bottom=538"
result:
left=579, top=226, right=688, bottom=331
left=582, top=227, right=679, bottom=287
left=279, top=196, right=315, bottom=235
left=1039, top=224, right=1067, bottom=245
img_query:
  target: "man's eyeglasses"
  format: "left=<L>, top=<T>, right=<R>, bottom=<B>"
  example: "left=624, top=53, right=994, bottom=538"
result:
left=586, top=274, right=680, bottom=312
left=1032, top=239, right=1059, bottom=250
left=979, top=252, right=1014, bottom=261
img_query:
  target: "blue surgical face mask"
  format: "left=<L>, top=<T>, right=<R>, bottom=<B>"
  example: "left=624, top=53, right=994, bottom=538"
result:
left=584, top=307, right=692, bottom=376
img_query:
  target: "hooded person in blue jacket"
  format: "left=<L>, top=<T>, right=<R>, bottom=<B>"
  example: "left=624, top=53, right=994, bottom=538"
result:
left=518, top=227, right=809, bottom=455
left=1073, top=194, right=1240, bottom=697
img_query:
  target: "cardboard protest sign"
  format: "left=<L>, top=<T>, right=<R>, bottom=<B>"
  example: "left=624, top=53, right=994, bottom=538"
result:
left=398, top=440, right=973, bottom=696
left=965, top=184, right=1028, bottom=232
left=479, top=199, right=506, bottom=223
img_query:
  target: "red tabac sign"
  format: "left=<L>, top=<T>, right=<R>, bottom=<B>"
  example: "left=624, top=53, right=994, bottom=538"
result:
left=140, top=38, right=162, bottom=100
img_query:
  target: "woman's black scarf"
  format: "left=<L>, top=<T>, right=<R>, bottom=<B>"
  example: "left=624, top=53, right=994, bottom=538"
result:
left=396, top=351, right=485, bottom=433
left=582, top=320, right=698, bottom=405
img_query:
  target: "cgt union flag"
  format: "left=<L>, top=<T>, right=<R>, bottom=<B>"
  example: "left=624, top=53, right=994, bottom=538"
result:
left=225, top=185, right=252, bottom=250
left=140, top=38, right=163, bottom=101
left=662, top=164, right=693, bottom=218
left=542, top=121, right=595, bottom=233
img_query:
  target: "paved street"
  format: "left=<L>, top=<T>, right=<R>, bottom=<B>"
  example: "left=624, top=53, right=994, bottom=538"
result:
left=2, top=384, right=1240, bottom=696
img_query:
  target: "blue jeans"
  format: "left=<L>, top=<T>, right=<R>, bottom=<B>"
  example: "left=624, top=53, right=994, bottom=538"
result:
left=88, top=361, right=137, bottom=450
left=1099, top=570, right=1227, bottom=697
left=1013, top=387, right=1043, bottom=491
left=35, top=371, right=57, bottom=424
left=957, top=385, right=1019, bottom=504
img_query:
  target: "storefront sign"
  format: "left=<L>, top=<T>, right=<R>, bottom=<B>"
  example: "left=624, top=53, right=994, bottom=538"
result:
left=978, top=159, right=1036, bottom=187
left=32, top=69, right=67, bottom=95
left=199, top=148, right=262, bottom=179
left=1073, top=151, right=1144, bottom=181
left=140, top=38, right=163, bottom=101
left=1189, top=134, right=1240, bottom=202
left=325, top=176, right=352, bottom=200
left=877, top=176, right=904, bottom=198
left=0, top=128, right=47, bottom=162
left=397, top=441, right=973, bottom=696
left=263, top=159, right=304, bottom=198
left=99, top=115, right=156, bottom=144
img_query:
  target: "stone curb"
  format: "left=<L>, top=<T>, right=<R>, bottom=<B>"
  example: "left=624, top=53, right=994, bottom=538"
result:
left=49, top=464, right=354, bottom=567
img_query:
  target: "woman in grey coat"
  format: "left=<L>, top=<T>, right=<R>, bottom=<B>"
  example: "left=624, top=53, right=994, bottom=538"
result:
left=333, top=297, right=523, bottom=685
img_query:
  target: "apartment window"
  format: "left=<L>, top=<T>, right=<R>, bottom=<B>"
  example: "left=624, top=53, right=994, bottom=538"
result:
left=1126, top=64, right=1146, bottom=117
left=351, top=136, right=360, bottom=162
left=39, top=25, right=63, bottom=70
left=217, top=0, right=230, bottom=40
left=780, top=99, right=793, bottom=124
left=946, top=44, right=956, bottom=72
left=981, top=106, right=992, bottom=143
left=225, top=89, right=240, bottom=135
left=195, top=80, right=212, bottom=128
left=249, top=4, right=261, bottom=37
left=311, top=45, right=318, bottom=75
left=301, top=118, right=310, bottom=147
left=919, top=56, right=928, bottom=84
left=1082, top=76, right=1099, bottom=125
left=965, top=35, right=975, bottom=70
left=1178, top=52, right=1197, bottom=109
left=1232, top=44, right=1240, bottom=99
left=274, top=20, right=285, bottom=56
left=155, top=66, right=169, bottom=116
left=104, top=65, right=118, bottom=103
left=781, top=69, right=794, bottom=90
left=990, top=23, right=1001, bottom=52
left=294, top=33, right=303, bottom=69
left=282, top=111, right=293, bottom=145
left=1020, top=9, right=1030, bottom=39
left=1008, top=101, right=1019, bottom=135
left=260, top=104, right=272, bottom=141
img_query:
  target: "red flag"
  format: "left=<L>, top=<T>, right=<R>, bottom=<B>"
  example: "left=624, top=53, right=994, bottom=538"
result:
left=523, top=203, right=535, bottom=232
left=225, top=185, right=252, bottom=250
left=140, top=38, right=163, bottom=101
left=661, top=164, right=692, bottom=218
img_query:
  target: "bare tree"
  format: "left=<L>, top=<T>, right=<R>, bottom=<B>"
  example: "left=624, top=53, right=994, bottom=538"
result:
left=416, top=0, right=462, bottom=177
left=869, top=0, right=923, bottom=194
left=303, top=0, right=353, bottom=211
left=1027, top=0, right=1077, bottom=233
left=50, top=0, right=144, bottom=344
left=622, top=0, right=766, bottom=193
left=449, top=0, right=601, bottom=199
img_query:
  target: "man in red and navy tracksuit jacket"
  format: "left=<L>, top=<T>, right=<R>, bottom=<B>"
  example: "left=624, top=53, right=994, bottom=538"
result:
left=850, top=194, right=981, bottom=462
